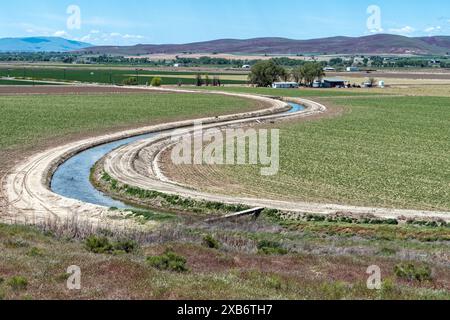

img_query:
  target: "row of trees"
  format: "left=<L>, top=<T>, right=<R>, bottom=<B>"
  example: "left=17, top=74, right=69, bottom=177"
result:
left=292, top=63, right=325, bottom=86
left=195, top=74, right=222, bottom=87
left=175, top=56, right=258, bottom=67
left=122, top=76, right=162, bottom=86
left=0, top=52, right=78, bottom=63
left=248, top=60, right=325, bottom=87
left=121, top=75, right=223, bottom=87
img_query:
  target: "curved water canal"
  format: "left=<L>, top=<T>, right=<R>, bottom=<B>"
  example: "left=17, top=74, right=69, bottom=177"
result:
left=51, top=102, right=305, bottom=209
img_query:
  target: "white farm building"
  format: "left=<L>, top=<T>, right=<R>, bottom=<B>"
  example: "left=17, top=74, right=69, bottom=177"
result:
left=346, top=66, right=360, bottom=72
left=272, top=82, right=299, bottom=89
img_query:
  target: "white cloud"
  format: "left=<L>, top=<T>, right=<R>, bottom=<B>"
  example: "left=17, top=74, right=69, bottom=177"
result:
left=368, top=27, right=384, bottom=34
left=79, top=34, right=92, bottom=42
left=389, top=26, right=415, bottom=35
left=53, top=30, right=70, bottom=37
left=108, top=32, right=144, bottom=40
left=17, top=23, right=54, bottom=36
left=424, top=26, right=441, bottom=33
left=15, top=20, right=145, bottom=45
left=123, top=34, right=144, bottom=39
left=73, top=31, right=147, bottom=45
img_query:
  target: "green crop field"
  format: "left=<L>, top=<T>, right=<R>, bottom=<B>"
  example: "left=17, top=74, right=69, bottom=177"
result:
left=0, top=67, right=248, bottom=85
left=170, top=96, right=450, bottom=211
left=0, top=93, right=257, bottom=150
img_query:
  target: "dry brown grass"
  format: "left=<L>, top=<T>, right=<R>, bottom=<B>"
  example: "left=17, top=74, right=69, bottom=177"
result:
left=0, top=217, right=448, bottom=300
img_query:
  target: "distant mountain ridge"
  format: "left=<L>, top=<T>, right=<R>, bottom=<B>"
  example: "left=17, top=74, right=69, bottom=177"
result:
left=81, top=34, right=450, bottom=55
left=0, top=37, right=92, bottom=52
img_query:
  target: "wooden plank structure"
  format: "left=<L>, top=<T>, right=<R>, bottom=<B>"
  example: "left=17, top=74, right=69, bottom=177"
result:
left=205, top=207, right=265, bottom=223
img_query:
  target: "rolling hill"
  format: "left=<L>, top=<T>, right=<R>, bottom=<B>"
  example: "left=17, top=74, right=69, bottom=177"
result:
left=80, top=34, right=450, bottom=56
left=0, top=37, right=92, bottom=52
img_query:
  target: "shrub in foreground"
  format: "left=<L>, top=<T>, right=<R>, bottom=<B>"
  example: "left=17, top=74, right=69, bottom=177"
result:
left=147, top=249, right=188, bottom=272
left=202, top=234, right=220, bottom=249
left=27, top=247, right=45, bottom=257
left=394, top=263, right=433, bottom=282
left=113, top=239, right=138, bottom=254
left=85, top=236, right=113, bottom=254
left=257, top=240, right=288, bottom=255
left=85, top=236, right=137, bottom=254
left=7, top=276, right=28, bottom=291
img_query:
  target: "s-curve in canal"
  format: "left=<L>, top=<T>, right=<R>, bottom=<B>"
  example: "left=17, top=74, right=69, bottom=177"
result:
left=50, top=102, right=305, bottom=209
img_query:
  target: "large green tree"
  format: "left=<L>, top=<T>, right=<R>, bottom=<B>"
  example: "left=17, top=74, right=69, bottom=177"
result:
left=291, top=66, right=304, bottom=84
left=248, top=60, right=287, bottom=87
left=292, top=62, right=325, bottom=86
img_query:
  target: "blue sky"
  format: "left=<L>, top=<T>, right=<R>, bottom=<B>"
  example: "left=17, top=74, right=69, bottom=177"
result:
left=1, top=0, right=449, bottom=45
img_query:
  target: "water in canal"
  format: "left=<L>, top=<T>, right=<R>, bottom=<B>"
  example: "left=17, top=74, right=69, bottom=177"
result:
left=51, top=102, right=305, bottom=209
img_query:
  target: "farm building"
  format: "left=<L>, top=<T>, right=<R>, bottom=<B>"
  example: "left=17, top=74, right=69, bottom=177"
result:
left=321, top=78, right=349, bottom=88
left=346, top=66, right=359, bottom=72
left=272, top=82, right=299, bottom=89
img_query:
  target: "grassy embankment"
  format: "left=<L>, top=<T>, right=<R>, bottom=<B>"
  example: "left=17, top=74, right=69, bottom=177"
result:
left=0, top=212, right=449, bottom=300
